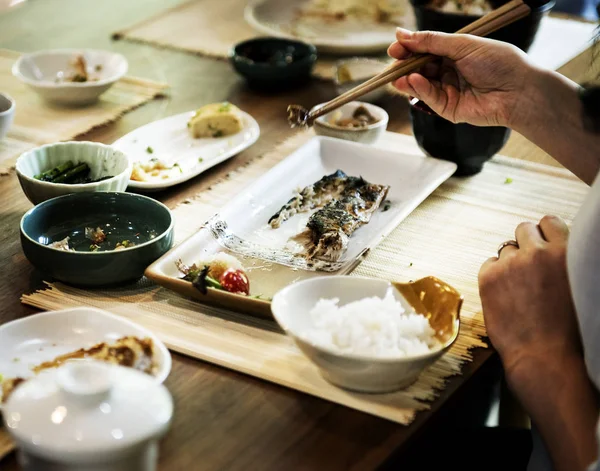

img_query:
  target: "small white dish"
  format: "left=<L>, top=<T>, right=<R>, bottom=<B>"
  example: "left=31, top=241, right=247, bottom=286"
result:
left=12, top=49, right=128, bottom=106
left=314, top=101, right=388, bottom=144
left=271, top=276, right=461, bottom=393
left=0, top=307, right=172, bottom=399
left=3, top=361, right=173, bottom=471
left=334, top=58, right=389, bottom=103
left=16, top=141, right=132, bottom=205
left=0, top=92, right=15, bottom=141
left=112, top=108, right=260, bottom=191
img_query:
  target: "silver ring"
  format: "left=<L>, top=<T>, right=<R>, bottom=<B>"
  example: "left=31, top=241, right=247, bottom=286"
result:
left=497, top=240, right=519, bottom=257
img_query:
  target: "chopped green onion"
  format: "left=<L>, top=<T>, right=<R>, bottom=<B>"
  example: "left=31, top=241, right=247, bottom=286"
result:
left=146, top=146, right=154, bottom=154
left=504, top=177, right=513, bottom=184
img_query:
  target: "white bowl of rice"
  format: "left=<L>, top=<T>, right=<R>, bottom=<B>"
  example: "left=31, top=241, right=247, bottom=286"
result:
left=271, top=276, right=461, bottom=393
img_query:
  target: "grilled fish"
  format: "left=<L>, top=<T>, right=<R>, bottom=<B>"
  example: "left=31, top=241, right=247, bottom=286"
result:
left=294, top=180, right=389, bottom=261
left=269, top=170, right=368, bottom=228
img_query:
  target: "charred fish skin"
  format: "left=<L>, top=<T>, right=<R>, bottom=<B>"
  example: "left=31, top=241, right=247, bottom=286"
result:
left=268, top=170, right=351, bottom=228
left=302, top=182, right=389, bottom=261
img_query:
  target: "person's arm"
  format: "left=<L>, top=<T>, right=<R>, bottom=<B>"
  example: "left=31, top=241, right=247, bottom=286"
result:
left=512, top=69, right=600, bottom=185
left=388, top=29, right=600, bottom=184
left=506, top=351, right=598, bottom=471
left=478, top=215, right=599, bottom=470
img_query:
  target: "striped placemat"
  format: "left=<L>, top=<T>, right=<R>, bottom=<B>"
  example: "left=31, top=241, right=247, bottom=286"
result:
left=0, top=49, right=168, bottom=173
left=20, top=131, right=589, bottom=425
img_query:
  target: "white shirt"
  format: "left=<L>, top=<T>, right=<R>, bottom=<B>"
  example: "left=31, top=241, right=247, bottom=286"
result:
left=527, top=171, right=600, bottom=471
left=569, top=171, right=600, bottom=471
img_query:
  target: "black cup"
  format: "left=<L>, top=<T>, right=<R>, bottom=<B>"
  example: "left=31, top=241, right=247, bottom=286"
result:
left=410, top=101, right=511, bottom=176
left=410, top=0, right=556, bottom=51
left=408, top=0, right=555, bottom=175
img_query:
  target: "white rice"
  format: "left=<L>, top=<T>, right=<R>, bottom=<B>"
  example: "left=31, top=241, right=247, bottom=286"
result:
left=300, top=289, right=440, bottom=358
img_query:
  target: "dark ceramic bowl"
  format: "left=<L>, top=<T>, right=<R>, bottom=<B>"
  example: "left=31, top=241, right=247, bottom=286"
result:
left=409, top=0, right=555, bottom=51
left=407, top=0, right=552, bottom=175
left=20, top=192, right=174, bottom=287
left=229, top=37, right=317, bottom=89
left=410, top=100, right=511, bottom=176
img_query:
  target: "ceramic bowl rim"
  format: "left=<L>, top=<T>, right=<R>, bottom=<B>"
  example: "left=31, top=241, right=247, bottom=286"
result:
left=16, top=141, right=132, bottom=190
left=20, top=191, right=174, bottom=256
left=0, top=92, right=15, bottom=117
left=12, top=48, right=128, bottom=89
left=229, top=37, right=318, bottom=69
left=314, top=101, right=389, bottom=132
left=271, top=275, right=461, bottom=364
left=410, top=0, right=555, bottom=18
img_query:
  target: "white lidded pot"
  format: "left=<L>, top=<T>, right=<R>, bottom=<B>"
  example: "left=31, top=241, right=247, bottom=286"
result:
left=2, top=360, right=173, bottom=471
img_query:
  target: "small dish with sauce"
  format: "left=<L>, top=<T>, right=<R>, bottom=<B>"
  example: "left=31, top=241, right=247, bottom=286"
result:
left=229, top=37, right=317, bottom=89
left=314, top=101, right=388, bottom=144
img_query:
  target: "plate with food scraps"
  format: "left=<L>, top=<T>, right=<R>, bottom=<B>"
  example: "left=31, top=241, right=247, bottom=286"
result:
left=245, top=0, right=416, bottom=55
left=113, top=102, right=260, bottom=191
left=0, top=307, right=171, bottom=407
left=145, top=135, right=456, bottom=317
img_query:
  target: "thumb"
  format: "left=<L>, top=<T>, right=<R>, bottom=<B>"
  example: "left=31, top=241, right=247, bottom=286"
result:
left=395, top=28, right=481, bottom=61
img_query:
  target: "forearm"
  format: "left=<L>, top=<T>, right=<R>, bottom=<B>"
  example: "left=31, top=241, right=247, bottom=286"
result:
left=506, top=353, right=598, bottom=471
left=511, top=68, right=600, bottom=185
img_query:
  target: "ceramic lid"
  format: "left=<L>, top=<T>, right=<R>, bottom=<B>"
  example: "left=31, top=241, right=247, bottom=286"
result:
left=3, top=361, right=173, bottom=462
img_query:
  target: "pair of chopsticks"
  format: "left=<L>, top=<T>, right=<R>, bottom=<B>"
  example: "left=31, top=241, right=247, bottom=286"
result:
left=305, top=0, right=531, bottom=125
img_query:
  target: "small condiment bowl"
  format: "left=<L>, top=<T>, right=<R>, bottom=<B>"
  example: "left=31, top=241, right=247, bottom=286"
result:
left=20, top=192, right=174, bottom=287
left=271, top=275, right=462, bottom=393
left=229, top=37, right=317, bottom=89
left=313, top=101, right=388, bottom=144
left=16, top=141, right=132, bottom=205
left=0, top=92, right=15, bottom=141
left=13, top=49, right=128, bottom=106
left=333, top=58, right=389, bottom=103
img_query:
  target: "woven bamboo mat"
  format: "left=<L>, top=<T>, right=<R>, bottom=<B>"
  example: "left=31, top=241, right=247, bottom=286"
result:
left=112, top=0, right=401, bottom=80
left=20, top=131, right=589, bottom=425
left=113, top=0, right=596, bottom=80
left=0, top=49, right=168, bottom=173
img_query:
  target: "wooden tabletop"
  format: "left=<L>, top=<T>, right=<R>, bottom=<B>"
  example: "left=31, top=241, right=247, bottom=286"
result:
left=0, top=1, right=595, bottom=469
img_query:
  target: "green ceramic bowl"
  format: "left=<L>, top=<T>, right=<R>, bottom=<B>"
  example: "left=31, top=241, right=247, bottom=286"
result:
left=20, top=192, right=174, bottom=287
left=229, top=37, right=317, bottom=89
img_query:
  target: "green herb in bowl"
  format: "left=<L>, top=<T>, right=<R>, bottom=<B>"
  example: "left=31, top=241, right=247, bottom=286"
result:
left=34, top=161, right=114, bottom=185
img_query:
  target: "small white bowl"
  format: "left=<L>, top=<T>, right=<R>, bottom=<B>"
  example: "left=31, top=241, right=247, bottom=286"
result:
left=334, top=58, right=389, bottom=104
left=313, top=101, right=388, bottom=145
left=16, top=141, right=132, bottom=205
left=271, top=276, right=462, bottom=393
left=0, top=92, right=15, bottom=141
left=13, top=49, right=128, bottom=106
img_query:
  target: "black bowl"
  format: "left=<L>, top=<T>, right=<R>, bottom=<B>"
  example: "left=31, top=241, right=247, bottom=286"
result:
left=229, top=37, right=317, bottom=90
left=407, top=0, right=552, bottom=174
left=409, top=0, right=555, bottom=52
left=20, top=192, right=174, bottom=287
left=410, top=101, right=511, bottom=176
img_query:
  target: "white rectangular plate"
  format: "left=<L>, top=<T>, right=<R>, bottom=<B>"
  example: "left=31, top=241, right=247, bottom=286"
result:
left=146, top=136, right=457, bottom=313
left=113, top=109, right=260, bottom=191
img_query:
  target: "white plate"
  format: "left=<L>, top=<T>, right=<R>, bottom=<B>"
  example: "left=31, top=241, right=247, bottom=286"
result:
left=147, top=135, right=457, bottom=310
left=245, top=0, right=415, bottom=55
left=0, top=307, right=172, bottom=404
left=113, top=109, right=260, bottom=191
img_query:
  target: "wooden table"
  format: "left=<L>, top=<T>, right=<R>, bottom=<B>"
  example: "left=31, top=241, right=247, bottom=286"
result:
left=0, top=1, right=595, bottom=469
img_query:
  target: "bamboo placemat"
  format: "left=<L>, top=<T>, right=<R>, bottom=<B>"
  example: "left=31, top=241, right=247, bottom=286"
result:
left=20, top=131, right=589, bottom=426
left=0, top=49, right=168, bottom=173
left=113, top=0, right=596, bottom=80
left=112, top=0, right=401, bottom=80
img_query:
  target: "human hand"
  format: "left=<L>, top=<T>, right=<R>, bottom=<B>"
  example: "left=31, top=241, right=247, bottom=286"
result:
left=478, top=215, right=581, bottom=378
left=388, top=28, right=536, bottom=127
